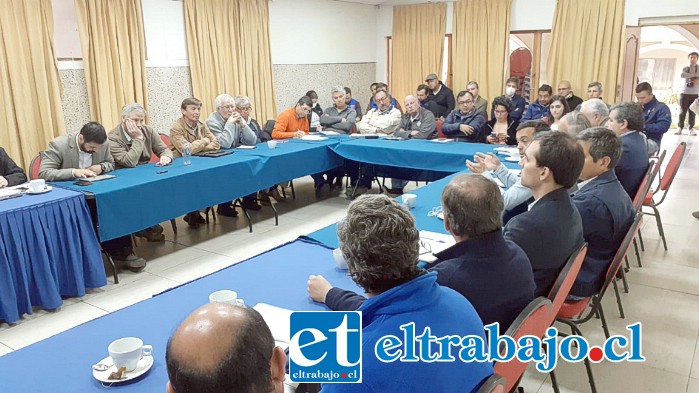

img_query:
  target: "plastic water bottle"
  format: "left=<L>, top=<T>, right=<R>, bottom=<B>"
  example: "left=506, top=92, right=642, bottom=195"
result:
left=183, top=141, right=192, bottom=166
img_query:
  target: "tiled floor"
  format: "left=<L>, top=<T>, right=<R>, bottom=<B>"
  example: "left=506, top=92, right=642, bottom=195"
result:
left=1, top=132, right=699, bottom=392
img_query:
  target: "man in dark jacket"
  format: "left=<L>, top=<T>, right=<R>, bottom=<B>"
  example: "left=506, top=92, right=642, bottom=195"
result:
left=307, top=174, right=535, bottom=331
left=522, top=84, right=553, bottom=121
left=441, top=91, right=486, bottom=142
left=570, top=128, right=634, bottom=298
left=635, top=82, right=672, bottom=153
left=425, top=73, right=455, bottom=118
left=607, top=102, right=650, bottom=198
left=558, top=80, right=584, bottom=112
left=0, top=147, right=27, bottom=187
left=503, top=131, right=585, bottom=297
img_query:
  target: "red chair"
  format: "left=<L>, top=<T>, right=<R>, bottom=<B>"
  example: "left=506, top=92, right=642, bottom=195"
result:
left=494, top=297, right=552, bottom=393
left=29, top=154, right=42, bottom=180
left=553, top=212, right=643, bottom=393
left=642, top=142, right=686, bottom=250
left=436, top=119, right=445, bottom=138
left=546, top=242, right=587, bottom=326
left=476, top=374, right=507, bottom=393
left=629, top=152, right=663, bottom=267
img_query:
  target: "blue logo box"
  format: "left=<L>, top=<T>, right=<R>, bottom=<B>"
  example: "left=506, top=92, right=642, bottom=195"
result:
left=289, top=311, right=362, bottom=383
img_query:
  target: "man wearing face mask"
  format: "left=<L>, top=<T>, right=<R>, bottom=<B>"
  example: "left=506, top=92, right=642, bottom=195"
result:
left=497, top=77, right=526, bottom=122
left=557, top=80, right=583, bottom=112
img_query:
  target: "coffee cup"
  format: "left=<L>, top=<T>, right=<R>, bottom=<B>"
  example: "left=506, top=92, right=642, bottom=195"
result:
left=401, top=194, right=417, bottom=209
left=333, top=248, right=348, bottom=270
left=108, top=337, right=152, bottom=372
left=29, top=179, right=46, bottom=193
left=267, top=140, right=277, bottom=149
left=209, top=290, right=238, bottom=304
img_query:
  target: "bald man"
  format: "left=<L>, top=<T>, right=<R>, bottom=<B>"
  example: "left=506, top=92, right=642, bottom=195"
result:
left=166, top=303, right=286, bottom=393
left=557, top=80, right=583, bottom=111
left=390, top=95, right=438, bottom=194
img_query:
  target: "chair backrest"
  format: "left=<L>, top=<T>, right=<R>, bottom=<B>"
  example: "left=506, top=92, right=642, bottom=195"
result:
left=658, top=142, right=686, bottom=191
left=159, top=133, right=171, bottom=147
left=476, top=374, right=507, bottom=393
left=29, top=154, right=42, bottom=180
left=494, top=297, right=552, bottom=393
left=546, top=242, right=588, bottom=325
left=596, top=212, right=643, bottom=300
left=436, top=119, right=445, bottom=138
left=632, top=161, right=655, bottom=212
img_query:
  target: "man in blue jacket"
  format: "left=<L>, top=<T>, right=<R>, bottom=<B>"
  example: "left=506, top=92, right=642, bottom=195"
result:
left=441, top=90, right=486, bottom=142
left=570, top=128, right=635, bottom=298
left=309, top=175, right=536, bottom=331
left=607, top=102, right=650, bottom=198
left=308, top=194, right=493, bottom=393
left=635, top=82, right=672, bottom=154
left=522, top=84, right=553, bottom=121
left=503, top=131, right=585, bottom=297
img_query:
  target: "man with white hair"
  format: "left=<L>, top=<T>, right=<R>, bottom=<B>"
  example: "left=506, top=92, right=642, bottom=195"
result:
left=207, top=94, right=262, bottom=213
left=109, top=102, right=173, bottom=243
left=388, top=95, right=437, bottom=194
left=580, top=98, right=609, bottom=127
left=317, top=86, right=357, bottom=193
left=234, top=96, right=266, bottom=143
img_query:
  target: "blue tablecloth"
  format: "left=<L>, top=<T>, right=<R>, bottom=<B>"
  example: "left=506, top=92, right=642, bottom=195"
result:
left=0, top=187, right=106, bottom=323
left=330, top=139, right=498, bottom=173
left=0, top=240, right=361, bottom=392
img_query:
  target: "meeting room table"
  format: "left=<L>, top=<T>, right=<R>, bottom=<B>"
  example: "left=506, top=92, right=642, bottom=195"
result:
left=0, top=186, right=106, bottom=324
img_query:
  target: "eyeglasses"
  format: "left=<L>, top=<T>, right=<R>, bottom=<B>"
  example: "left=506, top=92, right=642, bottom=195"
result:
left=458, top=100, right=473, bottom=105
left=219, top=105, right=235, bottom=110
left=236, top=106, right=251, bottom=112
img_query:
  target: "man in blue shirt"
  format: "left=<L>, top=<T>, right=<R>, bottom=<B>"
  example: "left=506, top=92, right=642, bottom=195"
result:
left=522, top=84, right=553, bottom=122
left=635, top=82, right=672, bottom=154
left=570, top=128, right=634, bottom=298
left=308, top=195, right=493, bottom=393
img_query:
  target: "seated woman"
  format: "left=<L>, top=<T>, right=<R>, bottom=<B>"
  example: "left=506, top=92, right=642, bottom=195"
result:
left=485, top=96, right=519, bottom=145
left=548, top=95, right=571, bottom=131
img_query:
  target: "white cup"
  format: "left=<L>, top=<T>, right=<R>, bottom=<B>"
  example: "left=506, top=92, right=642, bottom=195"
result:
left=29, top=179, right=46, bottom=193
left=209, top=290, right=238, bottom=304
left=267, top=140, right=278, bottom=149
left=108, top=337, right=152, bottom=372
left=401, top=194, right=417, bottom=209
left=333, top=248, right=348, bottom=270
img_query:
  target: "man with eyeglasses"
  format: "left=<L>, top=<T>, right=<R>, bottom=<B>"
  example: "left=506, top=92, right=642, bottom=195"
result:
left=234, top=96, right=267, bottom=143
left=357, top=90, right=401, bottom=135
left=206, top=94, right=262, bottom=214
left=441, top=90, right=486, bottom=142
left=272, top=96, right=312, bottom=139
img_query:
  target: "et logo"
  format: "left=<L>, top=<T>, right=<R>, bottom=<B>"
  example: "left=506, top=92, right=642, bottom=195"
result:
left=289, top=311, right=362, bottom=383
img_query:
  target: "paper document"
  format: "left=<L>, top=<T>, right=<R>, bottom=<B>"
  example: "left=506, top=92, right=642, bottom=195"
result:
left=253, top=303, right=293, bottom=344
left=236, top=145, right=256, bottom=149
left=429, top=138, right=454, bottom=143
left=301, top=135, right=328, bottom=141
left=79, top=174, right=116, bottom=182
left=0, top=188, right=21, bottom=199
left=320, top=130, right=340, bottom=136
left=418, top=230, right=456, bottom=263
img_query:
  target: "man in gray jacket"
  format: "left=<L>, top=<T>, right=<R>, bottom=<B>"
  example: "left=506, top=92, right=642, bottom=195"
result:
left=388, top=95, right=437, bottom=194
left=40, top=122, right=146, bottom=272
left=320, top=86, right=357, bottom=134
left=206, top=94, right=261, bottom=214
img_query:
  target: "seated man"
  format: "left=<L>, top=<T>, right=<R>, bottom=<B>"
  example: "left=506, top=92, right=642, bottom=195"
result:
left=558, top=80, right=584, bottom=113
left=310, top=175, right=535, bottom=330
left=40, top=122, right=146, bottom=272
left=109, top=103, right=173, bottom=242
left=357, top=90, right=401, bottom=135
left=166, top=303, right=287, bottom=393
left=522, top=84, right=553, bottom=121
left=558, top=111, right=592, bottom=136
left=583, top=82, right=610, bottom=109
left=580, top=98, right=609, bottom=127
left=441, top=91, right=486, bottom=142
left=416, top=83, right=433, bottom=113
left=170, top=97, right=221, bottom=228
left=206, top=94, right=261, bottom=215
left=0, top=147, right=27, bottom=187
left=235, top=95, right=267, bottom=142
left=500, top=77, right=526, bottom=122
left=635, top=82, right=671, bottom=154
left=467, top=81, right=489, bottom=120
left=503, top=131, right=585, bottom=297
left=467, top=121, right=550, bottom=212
left=388, top=95, right=437, bottom=194
left=319, top=86, right=357, bottom=194
left=570, top=127, right=634, bottom=298
left=370, top=83, right=403, bottom=113
left=606, top=102, right=650, bottom=198
left=344, top=86, right=362, bottom=121
left=309, top=194, right=493, bottom=393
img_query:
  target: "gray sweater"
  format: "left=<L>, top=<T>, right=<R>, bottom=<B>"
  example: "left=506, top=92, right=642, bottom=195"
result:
left=394, top=107, right=437, bottom=140
left=320, top=106, right=357, bottom=134
left=206, top=112, right=257, bottom=148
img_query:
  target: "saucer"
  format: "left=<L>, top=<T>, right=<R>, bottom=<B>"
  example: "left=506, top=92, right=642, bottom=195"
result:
left=504, top=156, right=521, bottom=162
left=26, top=185, right=52, bottom=195
left=92, top=355, right=154, bottom=384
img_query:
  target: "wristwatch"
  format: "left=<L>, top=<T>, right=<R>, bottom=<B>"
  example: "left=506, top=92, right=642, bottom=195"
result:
left=100, top=163, right=107, bottom=173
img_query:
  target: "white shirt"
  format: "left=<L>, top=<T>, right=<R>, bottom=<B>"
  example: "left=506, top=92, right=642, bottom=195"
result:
left=577, top=176, right=598, bottom=191
left=76, top=134, right=92, bottom=169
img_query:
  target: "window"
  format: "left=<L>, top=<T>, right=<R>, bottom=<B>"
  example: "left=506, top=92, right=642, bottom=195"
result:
left=638, top=58, right=677, bottom=90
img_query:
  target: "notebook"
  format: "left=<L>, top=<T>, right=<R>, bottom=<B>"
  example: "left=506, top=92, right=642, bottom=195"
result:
left=195, top=150, right=234, bottom=158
